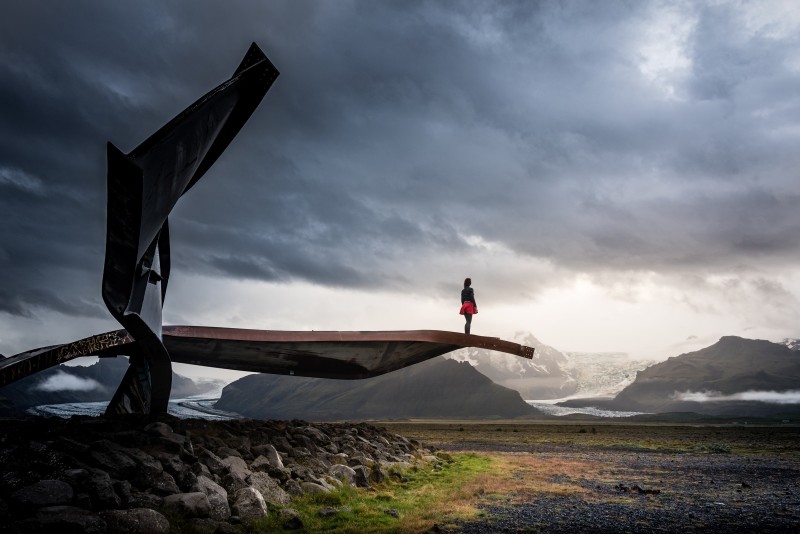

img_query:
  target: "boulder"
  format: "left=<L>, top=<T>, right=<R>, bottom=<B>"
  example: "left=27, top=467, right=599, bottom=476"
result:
left=11, top=479, right=74, bottom=509
left=149, top=471, right=180, bottom=496
left=300, top=481, right=330, bottom=494
left=251, top=444, right=283, bottom=469
left=217, top=446, right=242, bottom=458
left=162, top=492, right=211, bottom=518
left=231, top=487, right=267, bottom=520
left=370, top=464, right=385, bottom=484
left=221, top=456, right=251, bottom=493
left=86, top=468, right=122, bottom=509
left=329, top=464, right=357, bottom=486
left=100, top=508, right=170, bottom=533
left=284, top=479, right=303, bottom=496
left=192, top=475, right=230, bottom=521
left=89, top=440, right=138, bottom=479
left=248, top=472, right=290, bottom=507
left=123, top=448, right=164, bottom=485
left=352, top=465, right=370, bottom=488
left=127, top=492, right=163, bottom=510
left=279, top=508, right=304, bottom=530
left=197, top=447, right=226, bottom=476
left=15, top=506, right=106, bottom=534
left=143, top=422, right=174, bottom=437
left=250, top=455, right=271, bottom=472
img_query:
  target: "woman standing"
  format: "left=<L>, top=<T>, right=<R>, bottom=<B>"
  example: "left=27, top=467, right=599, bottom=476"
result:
left=460, top=277, right=478, bottom=334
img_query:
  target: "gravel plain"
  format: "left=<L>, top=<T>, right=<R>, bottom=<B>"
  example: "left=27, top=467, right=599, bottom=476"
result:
left=448, top=433, right=800, bottom=532
left=383, top=422, right=800, bottom=533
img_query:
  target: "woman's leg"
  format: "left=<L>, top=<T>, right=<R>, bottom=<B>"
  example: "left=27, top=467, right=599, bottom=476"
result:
left=464, top=313, right=472, bottom=334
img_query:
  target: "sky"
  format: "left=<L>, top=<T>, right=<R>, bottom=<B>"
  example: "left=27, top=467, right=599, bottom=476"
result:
left=1, top=0, right=799, bottom=381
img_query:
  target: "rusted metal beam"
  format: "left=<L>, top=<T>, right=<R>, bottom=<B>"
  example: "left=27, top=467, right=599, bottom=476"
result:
left=0, top=328, right=533, bottom=387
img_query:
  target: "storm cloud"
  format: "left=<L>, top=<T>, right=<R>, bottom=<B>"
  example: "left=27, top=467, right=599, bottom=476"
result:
left=1, top=1, right=799, bottom=356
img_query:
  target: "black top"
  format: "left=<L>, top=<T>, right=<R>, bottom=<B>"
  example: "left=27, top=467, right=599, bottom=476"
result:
left=461, top=287, right=476, bottom=305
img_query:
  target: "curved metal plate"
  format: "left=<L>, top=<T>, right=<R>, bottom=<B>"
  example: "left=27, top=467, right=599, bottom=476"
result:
left=0, top=327, right=533, bottom=386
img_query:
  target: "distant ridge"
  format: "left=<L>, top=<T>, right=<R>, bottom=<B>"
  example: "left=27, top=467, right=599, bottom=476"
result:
left=216, top=357, right=542, bottom=420
left=564, top=336, right=800, bottom=417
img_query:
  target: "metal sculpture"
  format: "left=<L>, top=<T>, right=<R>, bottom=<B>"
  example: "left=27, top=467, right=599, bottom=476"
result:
left=0, top=43, right=534, bottom=414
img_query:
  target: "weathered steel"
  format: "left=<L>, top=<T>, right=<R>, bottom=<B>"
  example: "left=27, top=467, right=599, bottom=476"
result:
left=101, top=43, right=279, bottom=413
left=0, top=328, right=533, bottom=386
left=0, top=331, right=134, bottom=388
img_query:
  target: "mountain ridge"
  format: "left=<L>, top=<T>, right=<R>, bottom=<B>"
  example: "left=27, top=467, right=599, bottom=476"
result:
left=216, top=356, right=542, bottom=420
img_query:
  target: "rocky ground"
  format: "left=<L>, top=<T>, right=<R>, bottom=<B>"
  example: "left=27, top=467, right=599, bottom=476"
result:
left=0, top=415, right=440, bottom=533
left=442, top=436, right=800, bottom=533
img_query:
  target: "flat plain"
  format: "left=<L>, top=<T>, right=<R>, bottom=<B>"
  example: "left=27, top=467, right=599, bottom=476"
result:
left=380, top=421, right=800, bottom=533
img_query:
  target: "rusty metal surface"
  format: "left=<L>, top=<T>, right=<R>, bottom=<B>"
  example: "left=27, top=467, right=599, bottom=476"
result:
left=0, top=327, right=533, bottom=386
left=0, top=330, right=133, bottom=388
left=163, top=326, right=534, bottom=379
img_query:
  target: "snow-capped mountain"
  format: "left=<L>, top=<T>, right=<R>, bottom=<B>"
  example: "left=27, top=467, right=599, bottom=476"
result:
left=448, top=332, right=655, bottom=400
left=448, top=332, right=576, bottom=399
left=781, top=338, right=800, bottom=351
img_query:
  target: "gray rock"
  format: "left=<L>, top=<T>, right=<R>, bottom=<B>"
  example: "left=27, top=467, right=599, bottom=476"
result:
left=300, top=425, right=329, bottom=443
left=280, top=508, right=304, bottom=530
left=352, top=465, right=370, bottom=488
left=113, top=479, right=134, bottom=507
left=143, top=422, right=174, bottom=437
left=124, top=448, right=164, bottom=487
left=329, top=464, right=357, bottom=486
left=197, top=447, right=227, bottom=476
left=62, top=468, right=89, bottom=487
left=250, top=455, right=272, bottom=472
left=86, top=468, right=122, bottom=509
left=370, top=464, right=385, bottom=484
left=11, top=479, right=74, bottom=508
left=149, top=470, right=180, bottom=496
left=300, top=481, right=330, bottom=494
left=221, top=456, right=251, bottom=493
left=100, top=507, right=170, bottom=533
left=217, top=446, right=241, bottom=458
left=268, top=465, right=292, bottom=482
left=90, top=440, right=138, bottom=479
left=15, top=505, right=106, bottom=534
left=153, top=450, right=197, bottom=490
left=248, top=472, right=291, bottom=506
left=231, top=487, right=267, bottom=520
left=162, top=492, right=211, bottom=518
left=252, top=443, right=284, bottom=469
left=127, top=492, right=163, bottom=510
left=384, top=508, right=400, bottom=518
left=317, top=507, right=337, bottom=517
left=192, top=475, right=230, bottom=521
left=284, top=478, right=303, bottom=496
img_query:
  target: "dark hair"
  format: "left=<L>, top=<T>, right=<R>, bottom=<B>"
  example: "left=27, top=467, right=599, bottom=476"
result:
left=464, top=277, right=471, bottom=288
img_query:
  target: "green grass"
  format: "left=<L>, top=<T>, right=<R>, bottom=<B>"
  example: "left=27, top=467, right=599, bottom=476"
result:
left=248, top=453, right=495, bottom=533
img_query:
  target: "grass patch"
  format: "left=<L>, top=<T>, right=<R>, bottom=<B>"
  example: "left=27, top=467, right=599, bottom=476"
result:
left=249, top=453, right=496, bottom=532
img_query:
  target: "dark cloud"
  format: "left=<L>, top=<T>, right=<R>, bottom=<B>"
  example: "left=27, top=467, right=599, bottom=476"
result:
left=1, top=0, right=799, bottom=336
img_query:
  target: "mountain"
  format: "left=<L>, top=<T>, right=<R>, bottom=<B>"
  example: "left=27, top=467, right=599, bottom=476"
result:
left=0, top=356, right=223, bottom=412
left=782, top=338, right=800, bottom=351
left=585, top=336, right=800, bottom=416
left=215, top=356, right=542, bottom=420
left=448, top=333, right=577, bottom=399
left=448, top=332, right=653, bottom=400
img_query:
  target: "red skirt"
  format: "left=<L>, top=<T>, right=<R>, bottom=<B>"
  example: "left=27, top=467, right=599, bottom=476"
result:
left=459, top=302, right=477, bottom=315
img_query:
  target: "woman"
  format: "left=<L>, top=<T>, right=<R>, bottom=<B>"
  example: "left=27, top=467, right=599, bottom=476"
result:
left=460, top=277, right=478, bottom=334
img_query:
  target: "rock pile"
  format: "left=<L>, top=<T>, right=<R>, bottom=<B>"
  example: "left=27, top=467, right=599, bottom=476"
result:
left=0, top=415, right=441, bottom=532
